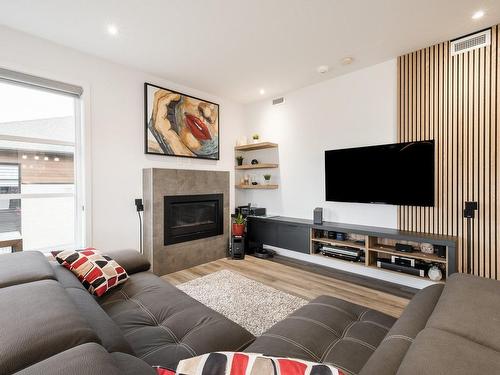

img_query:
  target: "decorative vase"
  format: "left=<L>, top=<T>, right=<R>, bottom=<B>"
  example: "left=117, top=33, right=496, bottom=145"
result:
left=236, top=158, right=243, bottom=166
left=420, top=242, right=434, bottom=254
left=232, top=223, right=245, bottom=236
left=428, top=266, right=442, bottom=281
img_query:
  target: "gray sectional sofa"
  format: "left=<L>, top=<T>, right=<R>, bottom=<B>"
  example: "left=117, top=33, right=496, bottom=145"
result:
left=1, top=249, right=499, bottom=374
left=0, top=250, right=254, bottom=375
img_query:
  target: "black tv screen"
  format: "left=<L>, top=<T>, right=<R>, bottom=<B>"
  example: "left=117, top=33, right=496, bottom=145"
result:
left=325, top=140, right=434, bottom=206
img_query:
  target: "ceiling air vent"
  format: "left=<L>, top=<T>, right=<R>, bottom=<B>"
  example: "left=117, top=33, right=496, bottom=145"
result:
left=451, top=29, right=491, bottom=56
left=272, top=97, right=285, bottom=105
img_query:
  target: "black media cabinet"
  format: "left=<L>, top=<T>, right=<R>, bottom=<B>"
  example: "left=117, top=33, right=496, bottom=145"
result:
left=246, top=216, right=457, bottom=283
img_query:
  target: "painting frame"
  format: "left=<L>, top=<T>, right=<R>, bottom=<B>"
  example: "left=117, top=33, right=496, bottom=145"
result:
left=144, top=82, right=220, bottom=160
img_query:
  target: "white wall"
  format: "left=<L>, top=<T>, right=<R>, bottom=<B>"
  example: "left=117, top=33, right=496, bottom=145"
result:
left=0, top=26, right=245, bottom=251
left=239, top=59, right=398, bottom=228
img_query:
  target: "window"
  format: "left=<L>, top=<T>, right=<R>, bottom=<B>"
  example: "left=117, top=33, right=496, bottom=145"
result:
left=0, top=76, right=84, bottom=253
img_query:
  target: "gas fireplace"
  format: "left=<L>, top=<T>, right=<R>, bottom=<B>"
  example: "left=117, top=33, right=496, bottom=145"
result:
left=164, top=194, right=223, bottom=245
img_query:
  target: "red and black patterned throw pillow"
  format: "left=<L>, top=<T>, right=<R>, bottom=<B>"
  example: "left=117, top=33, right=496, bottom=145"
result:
left=153, top=367, right=175, bottom=375
left=155, top=352, right=345, bottom=375
left=54, top=248, right=129, bottom=297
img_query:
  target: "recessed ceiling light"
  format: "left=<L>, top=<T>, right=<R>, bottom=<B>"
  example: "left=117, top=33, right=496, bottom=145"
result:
left=259, top=89, right=265, bottom=95
left=317, top=65, right=329, bottom=74
left=341, top=57, right=354, bottom=65
left=54, top=157, right=60, bottom=162
left=472, top=10, right=485, bottom=20
left=107, top=24, right=118, bottom=36
left=34, top=155, right=39, bottom=160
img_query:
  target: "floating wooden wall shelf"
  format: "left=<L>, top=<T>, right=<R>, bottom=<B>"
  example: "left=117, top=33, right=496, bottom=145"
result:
left=235, top=163, right=279, bottom=170
left=234, top=142, right=278, bottom=151
left=236, top=184, right=279, bottom=190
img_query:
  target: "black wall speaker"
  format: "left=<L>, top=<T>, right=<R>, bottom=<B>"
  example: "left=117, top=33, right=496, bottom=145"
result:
left=135, top=198, right=144, bottom=212
left=313, top=207, right=323, bottom=225
left=464, top=201, right=478, bottom=218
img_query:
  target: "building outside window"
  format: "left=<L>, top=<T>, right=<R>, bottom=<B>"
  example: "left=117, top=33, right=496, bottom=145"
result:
left=0, top=77, right=84, bottom=253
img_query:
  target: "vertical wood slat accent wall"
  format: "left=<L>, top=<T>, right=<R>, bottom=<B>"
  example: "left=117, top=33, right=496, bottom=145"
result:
left=397, top=25, right=500, bottom=278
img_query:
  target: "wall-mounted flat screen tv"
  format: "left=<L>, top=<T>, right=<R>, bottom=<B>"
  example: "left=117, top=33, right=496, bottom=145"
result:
left=325, top=140, right=434, bottom=206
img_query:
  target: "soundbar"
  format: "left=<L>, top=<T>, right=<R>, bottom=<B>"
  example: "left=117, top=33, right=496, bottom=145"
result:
left=377, top=260, right=426, bottom=277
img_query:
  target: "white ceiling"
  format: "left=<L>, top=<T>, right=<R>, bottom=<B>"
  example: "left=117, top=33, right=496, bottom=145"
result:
left=0, top=0, right=499, bottom=103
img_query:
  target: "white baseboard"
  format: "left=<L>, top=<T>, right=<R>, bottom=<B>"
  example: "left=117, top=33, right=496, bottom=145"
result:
left=264, top=245, right=437, bottom=289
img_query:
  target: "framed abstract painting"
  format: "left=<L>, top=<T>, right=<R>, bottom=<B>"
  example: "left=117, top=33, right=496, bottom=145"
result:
left=144, top=83, right=220, bottom=160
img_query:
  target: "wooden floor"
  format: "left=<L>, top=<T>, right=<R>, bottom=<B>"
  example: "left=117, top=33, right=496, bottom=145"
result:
left=163, top=256, right=409, bottom=317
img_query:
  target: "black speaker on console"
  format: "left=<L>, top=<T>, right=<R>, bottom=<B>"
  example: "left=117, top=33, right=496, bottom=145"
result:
left=313, top=207, right=323, bottom=225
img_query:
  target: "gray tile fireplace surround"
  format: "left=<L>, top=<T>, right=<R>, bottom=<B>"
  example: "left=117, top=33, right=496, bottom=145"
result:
left=143, top=168, right=230, bottom=275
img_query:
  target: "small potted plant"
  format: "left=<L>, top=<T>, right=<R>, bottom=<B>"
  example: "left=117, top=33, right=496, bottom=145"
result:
left=232, top=213, right=246, bottom=236
left=252, top=133, right=260, bottom=143
left=263, top=174, right=271, bottom=184
left=236, top=155, right=244, bottom=166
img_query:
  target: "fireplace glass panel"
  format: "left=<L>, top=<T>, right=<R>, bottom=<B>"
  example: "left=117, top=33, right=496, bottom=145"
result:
left=164, top=194, right=223, bottom=245
left=171, top=202, right=216, bottom=229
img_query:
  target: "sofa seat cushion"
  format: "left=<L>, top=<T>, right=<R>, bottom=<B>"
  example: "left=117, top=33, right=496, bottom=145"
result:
left=98, top=272, right=255, bottom=370
left=426, top=273, right=500, bottom=352
left=396, top=328, right=500, bottom=375
left=0, top=280, right=99, bottom=375
left=359, top=284, right=444, bottom=375
left=245, top=295, right=396, bottom=375
left=0, top=251, right=55, bottom=288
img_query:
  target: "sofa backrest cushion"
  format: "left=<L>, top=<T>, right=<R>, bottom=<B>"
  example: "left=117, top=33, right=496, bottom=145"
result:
left=111, top=352, right=157, bottom=375
left=426, top=273, right=500, bottom=352
left=105, top=249, right=151, bottom=274
left=359, top=284, right=444, bottom=375
left=52, top=263, right=135, bottom=354
left=51, top=261, right=87, bottom=290
left=0, top=251, right=55, bottom=288
left=65, top=287, right=135, bottom=355
left=12, top=343, right=124, bottom=375
left=0, top=279, right=100, bottom=374
left=396, top=327, right=500, bottom=374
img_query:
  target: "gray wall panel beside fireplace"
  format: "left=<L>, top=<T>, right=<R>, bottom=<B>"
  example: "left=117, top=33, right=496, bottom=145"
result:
left=143, top=168, right=230, bottom=275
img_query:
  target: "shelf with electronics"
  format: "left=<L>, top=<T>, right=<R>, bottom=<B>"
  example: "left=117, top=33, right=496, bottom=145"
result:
left=310, top=227, right=454, bottom=283
left=235, top=137, right=279, bottom=190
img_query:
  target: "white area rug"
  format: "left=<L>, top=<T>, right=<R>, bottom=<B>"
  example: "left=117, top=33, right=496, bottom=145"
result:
left=177, top=270, right=308, bottom=336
